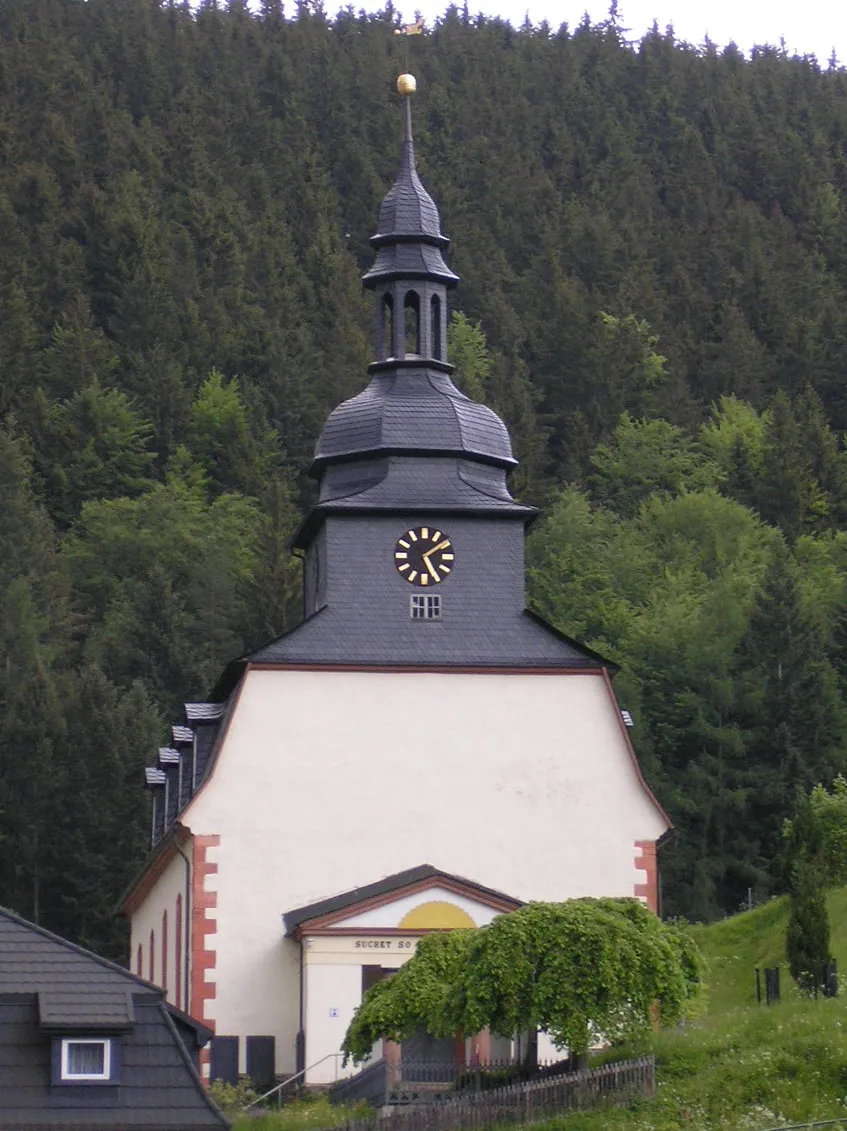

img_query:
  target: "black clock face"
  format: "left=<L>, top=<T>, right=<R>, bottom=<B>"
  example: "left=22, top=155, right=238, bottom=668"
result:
left=394, top=526, right=454, bottom=586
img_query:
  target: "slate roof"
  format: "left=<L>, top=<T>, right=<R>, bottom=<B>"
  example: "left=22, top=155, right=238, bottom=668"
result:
left=312, top=368, right=516, bottom=474
left=0, top=908, right=227, bottom=1131
left=315, top=457, right=531, bottom=511
left=0, top=912, right=145, bottom=1006
left=283, top=863, right=522, bottom=935
left=241, top=606, right=607, bottom=671
left=362, top=98, right=458, bottom=288
left=202, top=605, right=613, bottom=710
left=38, top=989, right=134, bottom=1032
left=184, top=703, right=224, bottom=723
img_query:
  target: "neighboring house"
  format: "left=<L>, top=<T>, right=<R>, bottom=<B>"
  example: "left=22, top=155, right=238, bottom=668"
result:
left=0, top=907, right=229, bottom=1131
left=121, top=78, right=672, bottom=1087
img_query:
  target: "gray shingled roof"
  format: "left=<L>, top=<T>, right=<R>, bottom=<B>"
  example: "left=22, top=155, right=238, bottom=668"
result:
left=184, top=703, right=224, bottom=722
left=283, top=863, right=522, bottom=935
left=313, top=369, right=516, bottom=472
left=316, top=456, right=532, bottom=510
left=38, top=989, right=134, bottom=1032
left=0, top=909, right=227, bottom=1130
left=362, top=99, right=458, bottom=289
left=0, top=911, right=150, bottom=1016
left=241, top=606, right=608, bottom=669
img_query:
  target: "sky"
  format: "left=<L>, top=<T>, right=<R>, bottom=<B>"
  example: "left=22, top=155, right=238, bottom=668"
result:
left=363, top=0, right=847, bottom=64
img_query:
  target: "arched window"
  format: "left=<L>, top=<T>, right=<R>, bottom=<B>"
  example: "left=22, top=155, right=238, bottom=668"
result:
left=404, top=291, right=420, bottom=356
left=136, top=944, right=142, bottom=977
left=161, top=910, right=168, bottom=997
left=149, top=929, right=155, bottom=984
left=431, top=295, right=442, bottom=360
left=175, top=895, right=183, bottom=1010
left=381, top=293, right=394, bottom=359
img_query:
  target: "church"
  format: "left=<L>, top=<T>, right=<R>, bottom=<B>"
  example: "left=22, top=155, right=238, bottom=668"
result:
left=120, top=74, right=671, bottom=1088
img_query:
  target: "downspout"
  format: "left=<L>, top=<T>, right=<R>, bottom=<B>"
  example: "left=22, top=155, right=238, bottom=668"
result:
left=176, top=835, right=192, bottom=1015
left=298, top=937, right=306, bottom=1074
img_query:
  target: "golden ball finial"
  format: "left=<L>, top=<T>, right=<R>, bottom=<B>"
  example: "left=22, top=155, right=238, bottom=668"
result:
left=396, top=73, right=417, bottom=96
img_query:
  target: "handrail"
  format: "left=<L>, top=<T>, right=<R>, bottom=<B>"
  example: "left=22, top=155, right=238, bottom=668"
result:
left=244, top=1052, right=344, bottom=1110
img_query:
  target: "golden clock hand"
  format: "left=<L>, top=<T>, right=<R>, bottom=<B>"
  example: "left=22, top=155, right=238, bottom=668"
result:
left=424, top=557, right=439, bottom=581
left=423, top=539, right=450, bottom=557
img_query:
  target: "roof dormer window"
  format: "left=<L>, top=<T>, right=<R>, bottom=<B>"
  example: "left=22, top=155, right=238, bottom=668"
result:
left=56, top=1038, right=116, bottom=1083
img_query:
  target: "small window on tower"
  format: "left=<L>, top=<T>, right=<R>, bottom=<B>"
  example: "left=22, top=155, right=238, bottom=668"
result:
left=404, top=290, right=421, bottom=356
left=411, top=594, right=441, bottom=620
left=431, top=295, right=442, bottom=359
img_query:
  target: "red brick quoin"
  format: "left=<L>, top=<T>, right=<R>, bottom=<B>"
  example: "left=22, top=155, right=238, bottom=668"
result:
left=191, top=835, right=220, bottom=1078
left=634, top=840, right=658, bottom=913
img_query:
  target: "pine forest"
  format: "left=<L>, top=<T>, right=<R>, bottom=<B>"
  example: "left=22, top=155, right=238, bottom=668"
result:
left=4, top=0, right=847, bottom=957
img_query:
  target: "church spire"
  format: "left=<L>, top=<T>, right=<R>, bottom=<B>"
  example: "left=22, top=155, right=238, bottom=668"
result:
left=297, top=71, right=529, bottom=555
left=363, top=74, right=458, bottom=366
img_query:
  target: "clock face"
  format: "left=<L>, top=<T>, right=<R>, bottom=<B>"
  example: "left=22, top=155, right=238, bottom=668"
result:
left=394, top=526, right=454, bottom=586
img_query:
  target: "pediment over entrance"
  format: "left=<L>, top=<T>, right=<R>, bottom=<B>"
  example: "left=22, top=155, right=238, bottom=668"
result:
left=283, top=864, right=522, bottom=937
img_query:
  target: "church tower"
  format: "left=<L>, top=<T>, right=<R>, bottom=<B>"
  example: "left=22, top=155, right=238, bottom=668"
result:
left=124, top=75, right=671, bottom=1088
left=241, top=76, right=597, bottom=674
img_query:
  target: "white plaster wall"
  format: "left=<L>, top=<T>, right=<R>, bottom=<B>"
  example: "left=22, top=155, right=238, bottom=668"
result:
left=129, top=846, right=190, bottom=1008
left=304, top=964, right=366, bottom=1084
left=537, top=1031, right=565, bottom=1062
left=182, top=669, right=668, bottom=1073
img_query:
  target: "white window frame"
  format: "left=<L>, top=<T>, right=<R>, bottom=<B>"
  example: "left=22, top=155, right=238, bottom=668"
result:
left=410, top=594, right=442, bottom=620
left=60, top=1038, right=112, bottom=1082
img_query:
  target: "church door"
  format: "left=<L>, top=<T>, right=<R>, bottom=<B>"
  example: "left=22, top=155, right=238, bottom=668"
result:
left=400, top=1028, right=458, bottom=1081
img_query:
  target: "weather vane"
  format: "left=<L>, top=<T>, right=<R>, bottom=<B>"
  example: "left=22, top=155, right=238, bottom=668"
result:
left=394, top=14, right=424, bottom=74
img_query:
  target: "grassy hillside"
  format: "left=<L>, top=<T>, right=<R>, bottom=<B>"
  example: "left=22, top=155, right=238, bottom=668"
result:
left=556, top=891, right=847, bottom=1131
left=691, top=888, right=847, bottom=1015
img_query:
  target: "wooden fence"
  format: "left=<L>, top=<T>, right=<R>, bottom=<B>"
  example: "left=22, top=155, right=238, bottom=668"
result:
left=326, top=1056, right=655, bottom=1131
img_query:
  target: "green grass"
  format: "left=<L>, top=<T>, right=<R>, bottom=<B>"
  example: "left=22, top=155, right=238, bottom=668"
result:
left=543, top=889, right=847, bottom=1131
left=230, top=1093, right=370, bottom=1131
left=555, top=995, right=847, bottom=1131
left=689, top=887, right=847, bottom=1015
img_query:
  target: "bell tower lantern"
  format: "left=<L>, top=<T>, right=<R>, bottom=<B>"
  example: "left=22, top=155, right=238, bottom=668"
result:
left=363, top=74, right=458, bottom=366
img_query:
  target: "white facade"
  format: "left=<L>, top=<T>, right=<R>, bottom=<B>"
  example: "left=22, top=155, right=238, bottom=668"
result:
left=127, top=666, right=667, bottom=1079
left=129, top=844, right=189, bottom=1008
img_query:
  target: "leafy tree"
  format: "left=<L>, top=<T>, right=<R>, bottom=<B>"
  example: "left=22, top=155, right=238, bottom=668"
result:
left=740, top=541, right=847, bottom=874
left=754, top=391, right=822, bottom=539
left=32, top=379, right=156, bottom=528
left=786, top=862, right=831, bottom=996
left=581, top=313, right=670, bottom=439
left=783, top=776, right=847, bottom=891
left=448, top=311, right=489, bottom=402
left=63, top=471, right=261, bottom=712
left=0, top=425, right=70, bottom=925
left=343, top=900, right=703, bottom=1064
left=342, top=931, right=474, bottom=1062
left=188, top=368, right=279, bottom=498
left=590, top=413, right=720, bottom=516
left=699, top=396, right=768, bottom=512
left=40, top=294, right=119, bottom=401
left=784, top=790, right=833, bottom=995
left=49, top=666, right=160, bottom=959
